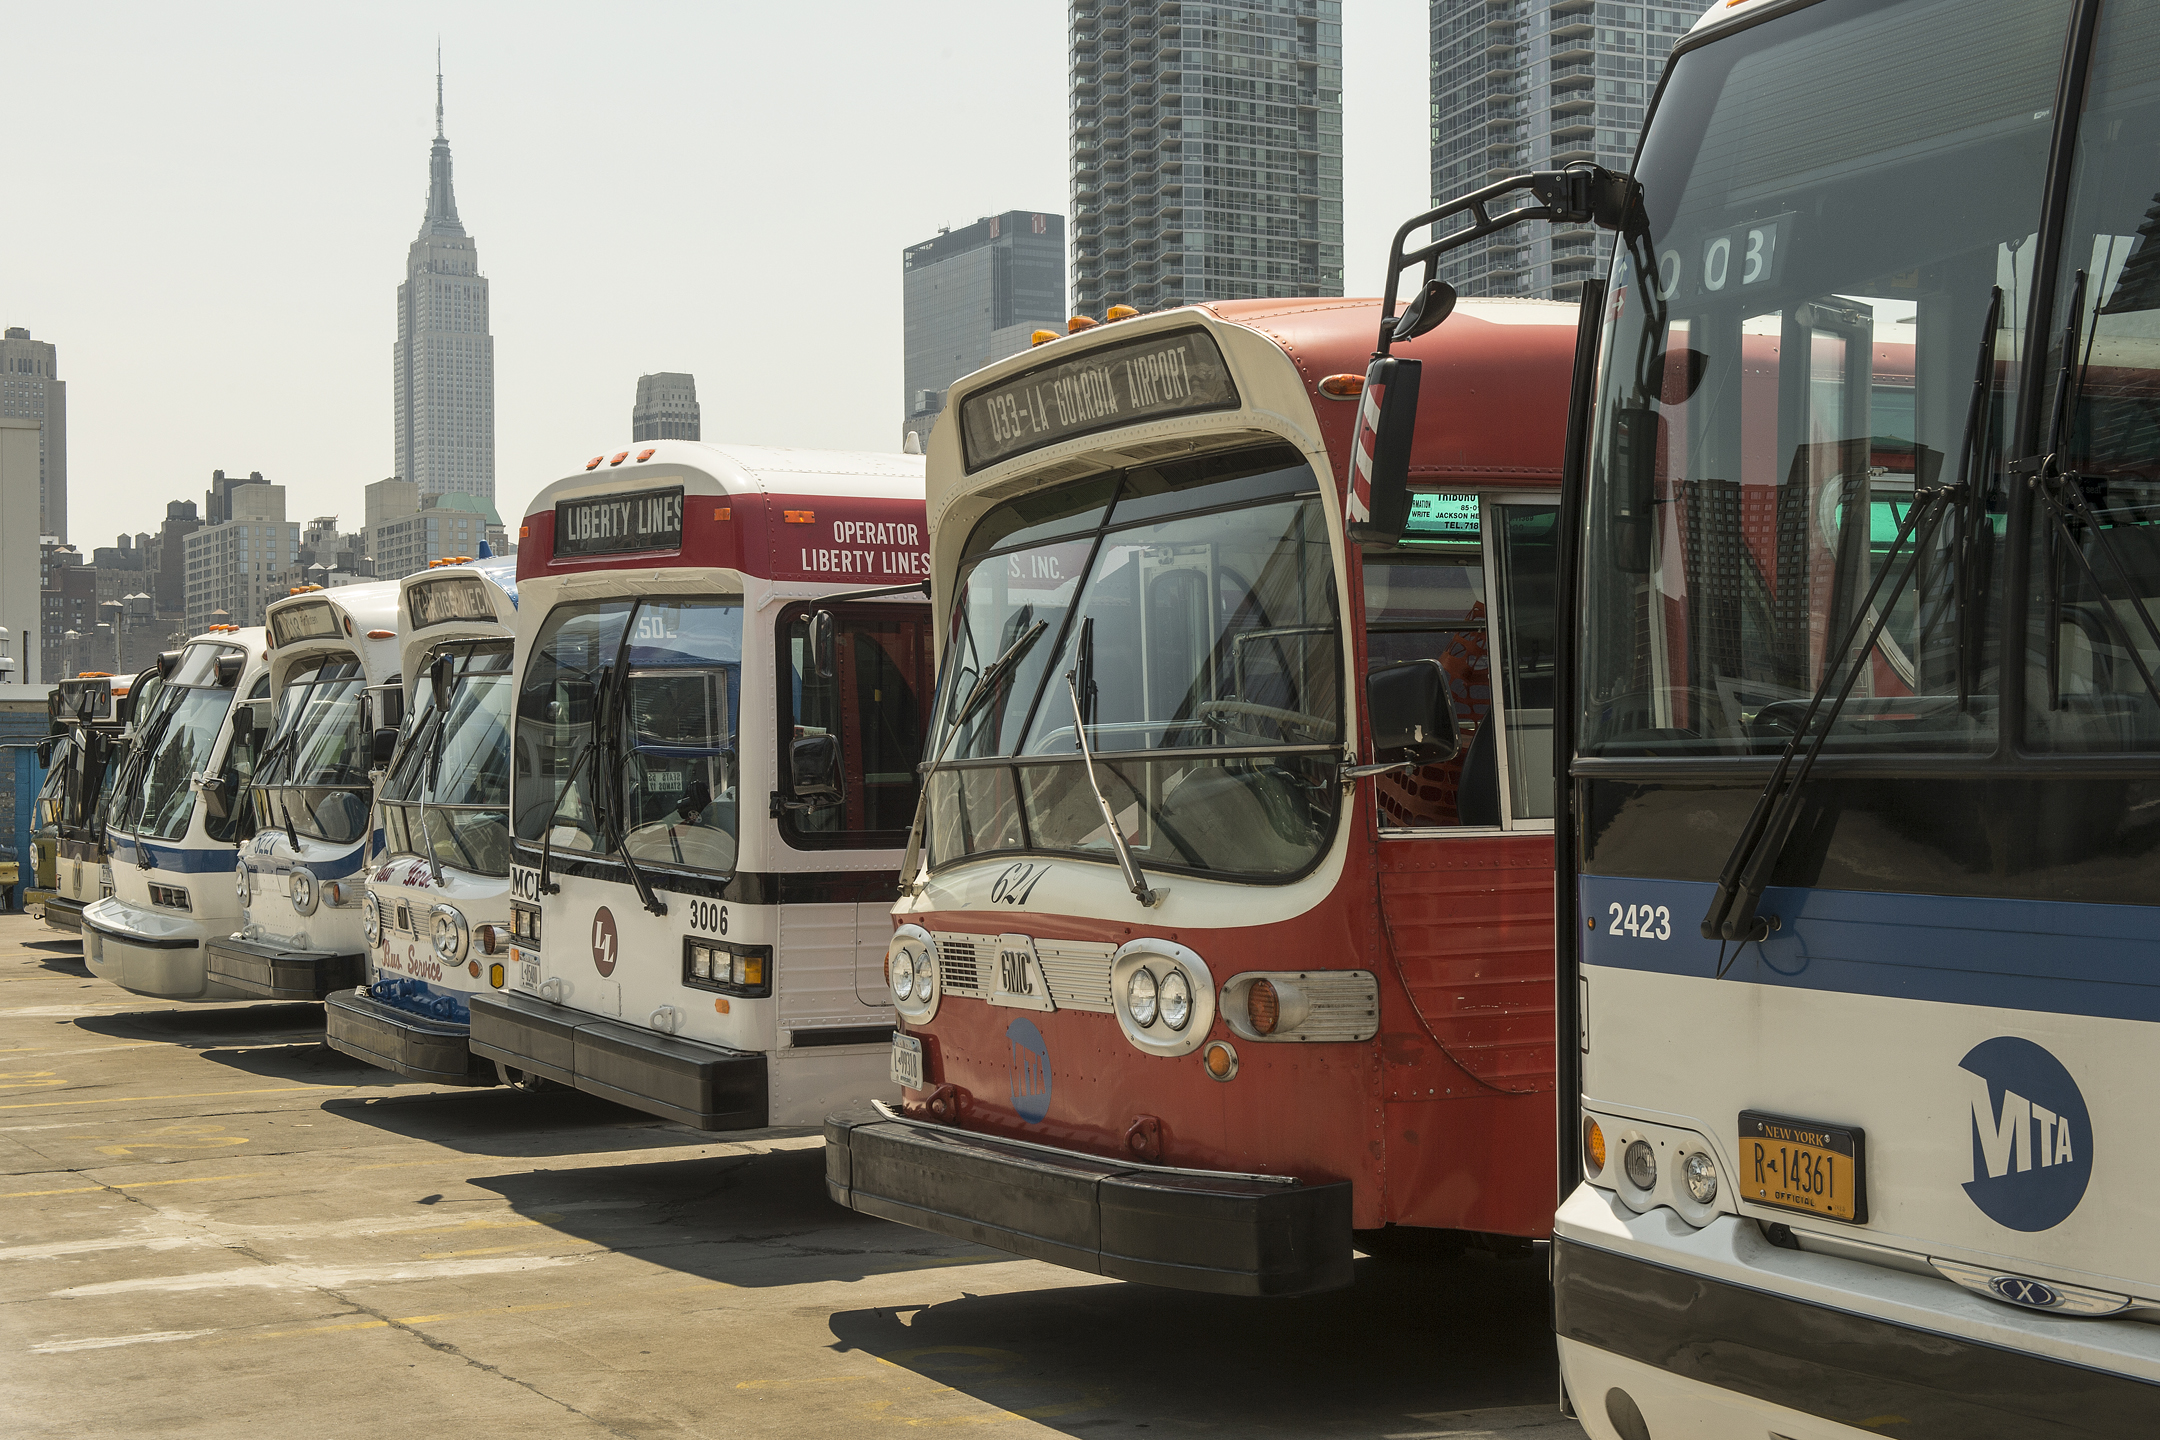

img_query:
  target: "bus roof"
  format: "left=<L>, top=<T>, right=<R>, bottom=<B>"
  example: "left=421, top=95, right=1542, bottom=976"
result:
left=395, top=555, right=520, bottom=673
left=517, top=440, right=927, bottom=587
left=927, top=297, right=1578, bottom=525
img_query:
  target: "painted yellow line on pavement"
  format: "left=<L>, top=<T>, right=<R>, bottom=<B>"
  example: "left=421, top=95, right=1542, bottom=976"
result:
left=234, top=1301, right=587, bottom=1344
left=0, top=1085, right=333, bottom=1111
left=420, top=1241, right=597, bottom=1260
left=0, top=1172, right=268, bottom=1199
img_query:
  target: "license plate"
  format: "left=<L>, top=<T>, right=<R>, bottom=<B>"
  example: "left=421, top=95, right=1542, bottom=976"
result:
left=891, top=1033, right=924, bottom=1092
left=1738, top=1110, right=1868, bottom=1223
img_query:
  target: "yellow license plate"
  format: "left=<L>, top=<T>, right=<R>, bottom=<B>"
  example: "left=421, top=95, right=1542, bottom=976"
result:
left=1738, top=1111, right=1868, bottom=1224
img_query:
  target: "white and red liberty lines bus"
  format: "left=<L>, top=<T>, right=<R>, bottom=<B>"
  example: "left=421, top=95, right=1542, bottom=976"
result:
left=470, top=441, right=934, bottom=1127
left=823, top=297, right=1579, bottom=1295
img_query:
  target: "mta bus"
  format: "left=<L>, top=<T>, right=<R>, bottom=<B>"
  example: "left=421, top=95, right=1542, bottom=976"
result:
left=210, top=581, right=405, bottom=1003
left=83, top=628, right=271, bottom=999
left=1371, top=0, right=2160, bottom=1431
left=34, top=673, right=136, bottom=932
left=822, top=298, right=1578, bottom=1296
left=472, top=441, right=933, bottom=1127
left=328, top=556, right=520, bottom=1084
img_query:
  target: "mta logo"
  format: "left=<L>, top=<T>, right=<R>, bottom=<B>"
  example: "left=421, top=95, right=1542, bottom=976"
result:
left=1006, top=1017, right=1052, bottom=1124
left=1959, top=1036, right=2092, bottom=1232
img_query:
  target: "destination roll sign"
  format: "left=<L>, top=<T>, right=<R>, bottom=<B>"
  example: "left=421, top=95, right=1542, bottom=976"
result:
left=556, top=485, right=685, bottom=557
left=960, top=327, right=1239, bottom=471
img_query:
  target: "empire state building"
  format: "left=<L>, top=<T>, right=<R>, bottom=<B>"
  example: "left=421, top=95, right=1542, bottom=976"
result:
left=393, top=66, right=495, bottom=501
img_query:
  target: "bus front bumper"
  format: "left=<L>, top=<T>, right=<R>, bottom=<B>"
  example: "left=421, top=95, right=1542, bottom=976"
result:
left=39, top=894, right=85, bottom=933
left=822, top=1103, right=1353, bottom=1297
left=468, top=990, right=767, bottom=1128
left=204, top=935, right=367, bottom=1001
left=1553, top=1184, right=2160, bottom=1440
left=82, top=898, right=249, bottom=1001
left=324, top=989, right=493, bottom=1086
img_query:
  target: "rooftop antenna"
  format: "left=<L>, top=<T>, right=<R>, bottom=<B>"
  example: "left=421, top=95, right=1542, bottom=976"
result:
left=435, top=40, right=445, bottom=139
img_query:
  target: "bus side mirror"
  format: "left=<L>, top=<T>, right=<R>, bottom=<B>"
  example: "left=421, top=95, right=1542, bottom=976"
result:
left=214, top=654, right=244, bottom=687
left=1367, top=660, right=1460, bottom=767
left=789, top=733, right=843, bottom=807
left=370, top=728, right=400, bottom=768
left=1390, top=278, right=1458, bottom=343
left=808, top=610, right=838, bottom=680
left=1345, top=356, right=1424, bottom=546
left=1608, top=404, right=1662, bottom=575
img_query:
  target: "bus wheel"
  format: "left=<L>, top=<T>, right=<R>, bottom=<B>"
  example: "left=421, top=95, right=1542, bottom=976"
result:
left=493, top=1061, right=556, bottom=1092
left=1353, top=1227, right=1470, bottom=1263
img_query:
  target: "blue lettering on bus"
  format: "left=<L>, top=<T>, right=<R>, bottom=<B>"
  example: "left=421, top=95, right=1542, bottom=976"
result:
left=1959, top=1036, right=2092, bottom=1233
left=1006, top=1016, right=1052, bottom=1124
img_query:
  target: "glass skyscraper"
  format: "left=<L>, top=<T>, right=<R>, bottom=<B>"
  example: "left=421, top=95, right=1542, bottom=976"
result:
left=901, top=211, right=1067, bottom=449
left=1072, top=1, right=1343, bottom=313
left=1429, top=0, right=1706, bottom=301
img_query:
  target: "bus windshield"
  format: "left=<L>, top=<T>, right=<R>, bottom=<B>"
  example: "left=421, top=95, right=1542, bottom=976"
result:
left=925, top=442, right=1342, bottom=880
left=1579, top=0, right=2071, bottom=758
left=515, top=598, right=744, bottom=876
left=256, top=654, right=371, bottom=845
left=382, top=642, right=513, bottom=876
left=128, top=684, right=236, bottom=842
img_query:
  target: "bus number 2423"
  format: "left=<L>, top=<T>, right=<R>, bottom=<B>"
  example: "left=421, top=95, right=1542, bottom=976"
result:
left=1609, top=903, right=1672, bottom=941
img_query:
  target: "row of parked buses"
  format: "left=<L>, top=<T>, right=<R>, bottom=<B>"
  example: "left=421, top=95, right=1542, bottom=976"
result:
left=44, top=1, right=2155, bottom=1431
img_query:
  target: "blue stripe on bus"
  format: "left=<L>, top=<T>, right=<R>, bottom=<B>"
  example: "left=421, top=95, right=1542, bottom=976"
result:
left=1580, top=874, right=2160, bottom=1024
left=108, top=836, right=238, bottom=874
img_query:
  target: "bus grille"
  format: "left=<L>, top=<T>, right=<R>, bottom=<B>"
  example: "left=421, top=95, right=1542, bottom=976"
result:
left=932, top=935, right=986, bottom=997
left=927, top=932, right=1115, bottom=1012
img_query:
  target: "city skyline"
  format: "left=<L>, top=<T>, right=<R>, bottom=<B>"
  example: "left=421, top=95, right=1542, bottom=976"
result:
left=0, top=3, right=1427, bottom=542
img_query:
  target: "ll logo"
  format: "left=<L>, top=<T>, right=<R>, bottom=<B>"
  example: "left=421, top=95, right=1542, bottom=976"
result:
left=1959, top=1036, right=2092, bottom=1232
left=591, top=906, right=618, bottom=977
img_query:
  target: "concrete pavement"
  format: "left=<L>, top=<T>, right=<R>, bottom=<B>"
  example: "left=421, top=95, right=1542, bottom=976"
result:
left=0, top=914, right=1585, bottom=1438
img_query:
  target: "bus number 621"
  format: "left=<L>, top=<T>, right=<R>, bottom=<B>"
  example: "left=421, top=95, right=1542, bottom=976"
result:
left=688, top=899, right=729, bottom=935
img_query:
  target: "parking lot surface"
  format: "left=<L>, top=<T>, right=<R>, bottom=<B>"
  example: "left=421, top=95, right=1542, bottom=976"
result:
left=0, top=915, right=1583, bottom=1438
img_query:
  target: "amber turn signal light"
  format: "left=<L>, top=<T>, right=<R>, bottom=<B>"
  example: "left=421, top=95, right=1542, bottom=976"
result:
left=1317, top=373, right=1366, bottom=400
left=1247, top=979, right=1280, bottom=1035
left=1584, top=1115, right=1607, bottom=1175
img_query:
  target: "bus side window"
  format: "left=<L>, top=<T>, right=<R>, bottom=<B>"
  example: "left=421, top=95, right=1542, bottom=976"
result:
left=1362, top=547, right=1492, bottom=829
left=784, top=606, right=934, bottom=842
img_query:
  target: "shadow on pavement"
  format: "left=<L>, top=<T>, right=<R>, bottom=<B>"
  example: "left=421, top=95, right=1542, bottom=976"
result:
left=73, top=1003, right=329, bottom=1047
left=320, top=1083, right=729, bottom=1159
left=824, top=1247, right=1558, bottom=1435
left=466, top=1146, right=1006, bottom=1285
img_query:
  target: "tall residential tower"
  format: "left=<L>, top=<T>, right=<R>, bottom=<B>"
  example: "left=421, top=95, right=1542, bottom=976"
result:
left=393, top=61, right=496, bottom=502
left=1071, top=1, right=1342, bottom=314
left=1429, top=0, right=1706, bottom=300
left=901, top=212, right=1066, bottom=449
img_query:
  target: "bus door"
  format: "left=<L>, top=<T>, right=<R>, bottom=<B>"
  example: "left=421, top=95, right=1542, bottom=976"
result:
left=1360, top=491, right=1560, bottom=1217
left=775, top=601, right=934, bottom=1022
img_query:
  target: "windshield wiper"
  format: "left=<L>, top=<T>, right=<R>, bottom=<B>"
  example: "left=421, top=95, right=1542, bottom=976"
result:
left=2023, top=269, right=2160, bottom=716
left=534, top=740, right=596, bottom=897
left=1699, top=479, right=1958, bottom=954
left=1066, top=671, right=1156, bottom=907
left=896, top=618, right=1049, bottom=895
left=601, top=664, right=667, bottom=918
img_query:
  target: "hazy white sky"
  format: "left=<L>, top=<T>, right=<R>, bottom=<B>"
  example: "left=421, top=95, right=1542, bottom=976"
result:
left=2, top=1, right=1430, bottom=539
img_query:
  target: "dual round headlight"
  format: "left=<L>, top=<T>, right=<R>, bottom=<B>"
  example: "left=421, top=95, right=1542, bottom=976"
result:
left=431, top=904, right=469, bottom=962
left=1683, top=1150, right=1720, bottom=1205
left=891, top=949, right=917, bottom=1002
left=361, top=890, right=381, bottom=946
left=234, top=866, right=253, bottom=905
left=289, top=868, right=318, bottom=916
left=885, top=926, right=938, bottom=1018
left=1124, top=965, right=1192, bottom=1032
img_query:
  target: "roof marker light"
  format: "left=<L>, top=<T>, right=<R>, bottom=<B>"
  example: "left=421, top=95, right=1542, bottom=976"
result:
left=610, top=451, right=628, bottom=466
left=1031, top=329, right=1060, bottom=346
left=713, top=506, right=732, bottom=522
left=585, top=456, right=603, bottom=470
left=1318, top=374, right=1366, bottom=400
left=519, top=525, right=530, bottom=539
left=784, top=510, right=815, bottom=524
left=1069, top=315, right=1099, bottom=333
left=367, top=629, right=395, bottom=639
left=636, top=448, right=656, bottom=461
left=1105, top=305, right=1138, bottom=321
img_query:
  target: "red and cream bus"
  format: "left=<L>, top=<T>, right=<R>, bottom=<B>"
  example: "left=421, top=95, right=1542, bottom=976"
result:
left=471, top=442, right=933, bottom=1127
left=823, top=298, right=1576, bottom=1294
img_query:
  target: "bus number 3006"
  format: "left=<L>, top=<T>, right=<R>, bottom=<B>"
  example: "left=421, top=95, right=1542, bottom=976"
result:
left=1609, top=903, right=1672, bottom=941
left=688, top=899, right=729, bottom=935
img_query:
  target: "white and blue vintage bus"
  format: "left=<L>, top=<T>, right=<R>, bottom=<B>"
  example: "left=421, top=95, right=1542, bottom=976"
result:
left=327, top=556, right=519, bottom=1084
left=83, top=628, right=272, bottom=999
left=33, top=672, right=133, bottom=933
left=1370, top=0, right=2160, bottom=1433
left=209, top=581, right=405, bottom=1003
left=472, top=441, right=932, bottom=1127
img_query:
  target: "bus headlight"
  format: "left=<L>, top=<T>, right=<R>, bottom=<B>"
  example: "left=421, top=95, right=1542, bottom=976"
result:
left=886, top=925, right=938, bottom=1022
left=289, top=868, right=318, bottom=915
left=1683, top=1150, right=1719, bottom=1205
left=234, top=866, right=253, bottom=904
left=1126, top=968, right=1158, bottom=1027
left=362, top=891, right=381, bottom=946
left=1158, top=968, right=1192, bottom=1031
left=431, top=904, right=469, bottom=962
left=1623, top=1139, right=1657, bottom=1191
